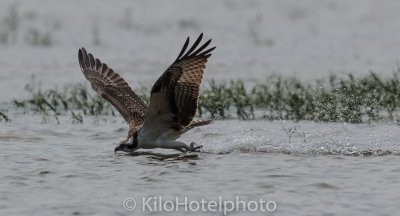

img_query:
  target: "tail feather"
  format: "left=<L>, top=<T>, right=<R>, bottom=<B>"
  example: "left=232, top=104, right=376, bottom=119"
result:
left=173, top=119, right=212, bottom=136
left=180, top=119, right=212, bottom=134
left=188, top=119, right=213, bottom=129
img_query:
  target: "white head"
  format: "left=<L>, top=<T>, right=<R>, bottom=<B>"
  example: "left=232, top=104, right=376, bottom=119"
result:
left=114, top=137, right=139, bottom=153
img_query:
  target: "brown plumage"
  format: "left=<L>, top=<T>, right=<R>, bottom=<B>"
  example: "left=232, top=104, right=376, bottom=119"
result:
left=78, top=33, right=215, bottom=152
left=78, top=48, right=148, bottom=137
left=147, top=33, right=215, bottom=130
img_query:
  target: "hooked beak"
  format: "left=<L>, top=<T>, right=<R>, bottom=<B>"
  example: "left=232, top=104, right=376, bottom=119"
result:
left=114, top=146, right=120, bottom=154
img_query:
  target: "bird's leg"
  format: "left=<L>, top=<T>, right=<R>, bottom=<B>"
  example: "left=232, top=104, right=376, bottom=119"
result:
left=160, top=141, right=202, bottom=153
left=189, top=142, right=203, bottom=152
left=174, top=147, right=187, bottom=153
left=160, top=140, right=190, bottom=153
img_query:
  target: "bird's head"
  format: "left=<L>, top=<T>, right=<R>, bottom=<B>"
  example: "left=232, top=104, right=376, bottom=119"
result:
left=114, top=137, right=139, bottom=153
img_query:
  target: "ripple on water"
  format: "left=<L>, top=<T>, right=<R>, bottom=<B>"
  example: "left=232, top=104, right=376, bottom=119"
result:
left=4, top=175, right=29, bottom=181
left=39, top=171, right=52, bottom=175
left=256, top=183, right=275, bottom=189
left=0, top=135, right=45, bottom=142
left=308, top=182, right=340, bottom=190
left=9, top=181, right=28, bottom=187
left=62, top=174, right=80, bottom=178
left=266, top=174, right=296, bottom=178
left=33, top=158, right=50, bottom=161
left=139, top=176, right=161, bottom=182
left=391, top=168, right=400, bottom=173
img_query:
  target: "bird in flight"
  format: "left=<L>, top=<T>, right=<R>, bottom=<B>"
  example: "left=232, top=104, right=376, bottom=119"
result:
left=78, top=33, right=215, bottom=153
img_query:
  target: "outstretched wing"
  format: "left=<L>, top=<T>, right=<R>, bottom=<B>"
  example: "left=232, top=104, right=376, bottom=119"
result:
left=142, top=33, right=215, bottom=135
left=78, top=48, right=148, bottom=136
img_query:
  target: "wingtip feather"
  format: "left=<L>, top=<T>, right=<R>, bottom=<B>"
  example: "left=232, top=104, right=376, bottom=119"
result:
left=182, top=33, right=204, bottom=59
left=176, top=33, right=215, bottom=61
left=176, top=36, right=190, bottom=60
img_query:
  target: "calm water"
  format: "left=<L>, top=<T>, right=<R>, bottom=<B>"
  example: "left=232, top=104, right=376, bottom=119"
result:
left=1, top=117, right=399, bottom=215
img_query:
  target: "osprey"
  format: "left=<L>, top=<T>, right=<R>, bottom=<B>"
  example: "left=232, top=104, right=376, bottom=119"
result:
left=78, top=33, right=215, bottom=153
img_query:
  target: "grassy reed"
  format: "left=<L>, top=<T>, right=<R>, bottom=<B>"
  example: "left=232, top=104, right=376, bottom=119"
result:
left=12, top=81, right=115, bottom=123
left=198, top=72, right=400, bottom=123
left=7, top=72, right=400, bottom=124
left=0, top=110, right=10, bottom=122
left=0, top=3, right=55, bottom=46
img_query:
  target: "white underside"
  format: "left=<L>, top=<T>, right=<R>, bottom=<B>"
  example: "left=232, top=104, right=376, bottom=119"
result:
left=137, top=126, right=183, bottom=149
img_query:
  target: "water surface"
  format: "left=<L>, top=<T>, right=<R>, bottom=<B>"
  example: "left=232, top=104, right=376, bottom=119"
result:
left=1, top=117, right=399, bottom=215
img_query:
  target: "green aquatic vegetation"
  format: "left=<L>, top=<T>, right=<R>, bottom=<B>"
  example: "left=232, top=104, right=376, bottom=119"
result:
left=0, top=3, right=58, bottom=47
left=8, top=71, right=400, bottom=124
left=12, top=81, right=116, bottom=124
left=0, top=110, right=10, bottom=122
left=198, top=80, right=232, bottom=119
left=197, top=72, right=400, bottom=122
left=71, top=111, right=83, bottom=124
left=0, top=3, right=19, bottom=45
left=25, top=28, right=53, bottom=47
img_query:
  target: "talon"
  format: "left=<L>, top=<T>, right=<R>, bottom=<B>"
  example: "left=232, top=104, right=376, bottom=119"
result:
left=189, top=142, right=203, bottom=152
